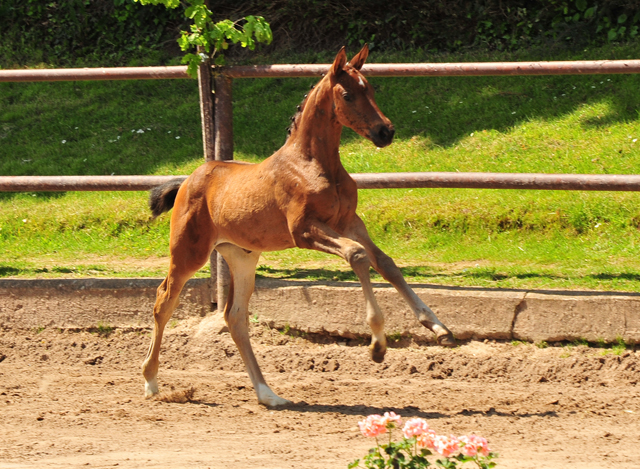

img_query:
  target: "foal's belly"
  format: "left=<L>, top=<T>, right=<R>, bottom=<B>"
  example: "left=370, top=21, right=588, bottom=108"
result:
left=214, top=207, right=296, bottom=253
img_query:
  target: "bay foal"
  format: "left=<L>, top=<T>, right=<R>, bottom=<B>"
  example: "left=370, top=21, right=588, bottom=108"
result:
left=143, top=45, right=454, bottom=407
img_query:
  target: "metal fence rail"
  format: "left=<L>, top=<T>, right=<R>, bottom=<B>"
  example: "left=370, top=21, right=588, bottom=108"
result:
left=4, top=59, right=640, bottom=82
left=4, top=172, right=640, bottom=192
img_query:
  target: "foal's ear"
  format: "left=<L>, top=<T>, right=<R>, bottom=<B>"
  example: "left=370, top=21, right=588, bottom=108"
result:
left=331, top=46, right=348, bottom=76
left=349, top=44, right=369, bottom=70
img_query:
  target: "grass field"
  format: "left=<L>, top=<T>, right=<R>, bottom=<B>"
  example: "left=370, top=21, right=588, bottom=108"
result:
left=1, top=43, right=640, bottom=291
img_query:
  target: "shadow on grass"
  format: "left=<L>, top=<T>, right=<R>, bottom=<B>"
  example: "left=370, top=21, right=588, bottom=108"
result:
left=0, top=266, right=20, bottom=276
left=256, top=264, right=574, bottom=283
left=0, top=265, right=111, bottom=277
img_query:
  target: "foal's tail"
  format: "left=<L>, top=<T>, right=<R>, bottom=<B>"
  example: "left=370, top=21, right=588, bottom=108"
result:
left=149, top=178, right=184, bottom=218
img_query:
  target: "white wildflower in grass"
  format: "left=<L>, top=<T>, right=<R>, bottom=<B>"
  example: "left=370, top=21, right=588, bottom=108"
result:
left=75, top=127, right=78, bottom=129
left=22, top=219, right=27, bottom=223
left=61, top=140, right=66, bottom=144
left=176, top=136, right=181, bottom=139
left=512, top=111, right=516, bottom=114
left=167, top=131, right=172, bottom=134
left=412, top=110, right=416, bottom=113
left=137, top=129, right=144, bottom=134
left=634, top=139, right=638, bottom=143
left=591, top=86, right=596, bottom=88
left=470, top=133, right=474, bottom=137
left=131, top=129, right=135, bottom=132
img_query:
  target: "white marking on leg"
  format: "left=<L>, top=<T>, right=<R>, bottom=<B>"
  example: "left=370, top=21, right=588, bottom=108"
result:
left=145, top=377, right=159, bottom=398
left=256, top=383, right=292, bottom=407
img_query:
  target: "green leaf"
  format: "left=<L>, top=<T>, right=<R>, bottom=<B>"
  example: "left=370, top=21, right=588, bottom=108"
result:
left=181, top=53, right=200, bottom=79
left=584, top=7, right=596, bottom=19
left=575, top=0, right=587, bottom=12
left=347, top=460, right=360, bottom=469
left=618, top=14, right=628, bottom=24
left=608, top=29, right=618, bottom=40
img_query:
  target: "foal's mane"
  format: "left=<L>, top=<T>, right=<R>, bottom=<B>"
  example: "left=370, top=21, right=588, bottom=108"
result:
left=285, top=81, right=317, bottom=139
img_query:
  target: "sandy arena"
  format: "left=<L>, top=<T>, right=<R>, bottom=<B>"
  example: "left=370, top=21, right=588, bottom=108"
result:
left=1, top=316, right=639, bottom=469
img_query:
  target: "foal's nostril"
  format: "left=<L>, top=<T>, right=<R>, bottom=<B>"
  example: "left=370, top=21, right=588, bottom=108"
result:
left=370, top=124, right=395, bottom=147
left=378, top=125, right=394, bottom=142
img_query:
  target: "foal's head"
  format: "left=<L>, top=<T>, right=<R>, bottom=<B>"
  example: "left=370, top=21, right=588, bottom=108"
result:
left=328, top=45, right=395, bottom=148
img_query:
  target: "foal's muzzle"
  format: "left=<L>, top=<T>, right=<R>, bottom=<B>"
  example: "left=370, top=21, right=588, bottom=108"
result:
left=370, top=123, right=395, bottom=148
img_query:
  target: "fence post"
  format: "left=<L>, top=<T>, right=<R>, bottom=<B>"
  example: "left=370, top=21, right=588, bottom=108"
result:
left=197, top=53, right=218, bottom=307
left=214, top=72, right=234, bottom=311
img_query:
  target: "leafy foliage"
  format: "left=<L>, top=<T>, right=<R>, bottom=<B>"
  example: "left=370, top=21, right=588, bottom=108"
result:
left=0, top=0, right=184, bottom=67
left=2, top=1, right=639, bottom=68
left=135, top=0, right=272, bottom=77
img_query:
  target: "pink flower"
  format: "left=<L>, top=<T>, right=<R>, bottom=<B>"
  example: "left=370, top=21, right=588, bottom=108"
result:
left=416, top=429, right=437, bottom=450
left=458, top=435, right=478, bottom=457
left=402, top=418, right=437, bottom=449
left=381, top=411, right=402, bottom=428
left=460, top=434, right=490, bottom=457
left=458, top=435, right=490, bottom=457
left=358, top=412, right=402, bottom=438
left=433, top=434, right=460, bottom=457
left=402, top=418, right=429, bottom=438
left=359, top=415, right=387, bottom=438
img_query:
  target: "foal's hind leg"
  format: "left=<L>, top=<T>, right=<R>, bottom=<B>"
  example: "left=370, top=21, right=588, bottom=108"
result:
left=347, top=216, right=455, bottom=345
left=142, top=231, right=214, bottom=396
left=141, top=265, right=198, bottom=397
left=216, top=244, right=291, bottom=407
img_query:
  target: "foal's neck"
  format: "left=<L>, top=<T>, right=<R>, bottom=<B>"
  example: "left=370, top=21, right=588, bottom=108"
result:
left=284, top=78, right=344, bottom=174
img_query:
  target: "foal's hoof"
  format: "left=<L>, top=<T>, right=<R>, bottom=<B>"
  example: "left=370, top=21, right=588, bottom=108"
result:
left=144, top=378, right=159, bottom=398
left=436, top=331, right=456, bottom=347
left=370, top=342, right=386, bottom=363
left=257, top=384, right=292, bottom=408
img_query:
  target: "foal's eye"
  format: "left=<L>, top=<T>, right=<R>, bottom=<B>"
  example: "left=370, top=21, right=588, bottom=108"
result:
left=343, top=92, right=353, bottom=102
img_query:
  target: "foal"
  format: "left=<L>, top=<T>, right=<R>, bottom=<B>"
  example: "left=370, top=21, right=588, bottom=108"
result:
left=143, top=45, right=454, bottom=407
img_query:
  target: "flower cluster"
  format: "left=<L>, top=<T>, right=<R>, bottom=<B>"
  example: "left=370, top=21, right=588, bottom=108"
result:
left=358, top=412, right=402, bottom=438
left=350, top=413, right=496, bottom=469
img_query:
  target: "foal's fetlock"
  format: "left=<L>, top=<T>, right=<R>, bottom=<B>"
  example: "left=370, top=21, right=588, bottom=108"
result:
left=370, top=341, right=386, bottom=363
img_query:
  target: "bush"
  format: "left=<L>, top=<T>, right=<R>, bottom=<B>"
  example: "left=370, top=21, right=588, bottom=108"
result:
left=2, top=0, right=640, bottom=68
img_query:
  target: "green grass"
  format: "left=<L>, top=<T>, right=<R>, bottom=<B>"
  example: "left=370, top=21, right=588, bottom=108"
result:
left=2, top=43, right=640, bottom=291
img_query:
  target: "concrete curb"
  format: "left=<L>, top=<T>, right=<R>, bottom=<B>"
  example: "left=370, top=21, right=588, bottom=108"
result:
left=0, top=278, right=638, bottom=343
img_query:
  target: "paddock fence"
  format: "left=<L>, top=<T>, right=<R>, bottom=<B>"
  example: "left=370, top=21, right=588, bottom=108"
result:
left=2, top=58, right=640, bottom=307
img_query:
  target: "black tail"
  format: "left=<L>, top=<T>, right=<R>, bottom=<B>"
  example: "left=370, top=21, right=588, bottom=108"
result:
left=149, top=178, right=184, bottom=218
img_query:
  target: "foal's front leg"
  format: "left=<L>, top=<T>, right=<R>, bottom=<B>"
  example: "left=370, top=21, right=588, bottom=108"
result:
left=293, top=221, right=388, bottom=362
left=347, top=217, right=455, bottom=346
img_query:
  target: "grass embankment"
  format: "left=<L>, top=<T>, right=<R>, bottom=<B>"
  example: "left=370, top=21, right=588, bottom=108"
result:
left=1, top=44, right=640, bottom=291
